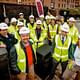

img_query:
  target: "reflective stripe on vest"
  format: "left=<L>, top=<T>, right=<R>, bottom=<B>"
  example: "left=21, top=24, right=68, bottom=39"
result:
left=15, top=42, right=26, bottom=72
left=14, top=31, right=21, bottom=41
left=55, top=35, right=71, bottom=50
left=30, top=29, right=47, bottom=48
left=27, top=23, right=36, bottom=30
left=48, top=24, right=58, bottom=39
left=52, top=35, right=71, bottom=62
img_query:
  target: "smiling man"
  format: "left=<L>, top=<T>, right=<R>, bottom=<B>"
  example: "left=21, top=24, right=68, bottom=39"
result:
left=9, top=27, right=36, bottom=80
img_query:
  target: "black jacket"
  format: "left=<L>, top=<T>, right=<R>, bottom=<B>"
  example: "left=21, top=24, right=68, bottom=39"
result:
left=9, top=41, right=36, bottom=75
left=0, top=33, right=18, bottom=53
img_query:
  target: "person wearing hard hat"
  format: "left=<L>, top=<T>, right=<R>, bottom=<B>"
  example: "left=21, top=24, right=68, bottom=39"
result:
left=18, top=13, right=26, bottom=26
left=14, top=22, right=24, bottom=41
left=8, top=17, right=18, bottom=35
left=46, top=23, right=72, bottom=80
left=27, top=14, right=36, bottom=31
left=9, top=27, right=37, bottom=80
left=62, top=35, right=80, bottom=80
left=0, top=23, right=17, bottom=80
left=56, top=16, right=65, bottom=34
left=30, top=20, right=47, bottom=48
left=47, top=15, right=58, bottom=45
left=68, top=17, right=78, bottom=45
left=39, top=14, right=44, bottom=23
left=0, top=22, right=17, bottom=53
left=43, top=15, right=51, bottom=30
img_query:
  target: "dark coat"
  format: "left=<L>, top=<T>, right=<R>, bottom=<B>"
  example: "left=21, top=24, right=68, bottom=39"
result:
left=9, top=41, right=36, bottom=75
left=0, top=33, right=18, bottom=52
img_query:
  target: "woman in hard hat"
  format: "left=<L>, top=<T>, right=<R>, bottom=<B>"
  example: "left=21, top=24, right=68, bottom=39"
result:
left=9, top=27, right=37, bottom=80
left=46, top=23, right=72, bottom=80
left=62, top=35, right=80, bottom=80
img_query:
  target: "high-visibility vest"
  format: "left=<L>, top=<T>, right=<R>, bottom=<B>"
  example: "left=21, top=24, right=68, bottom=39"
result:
left=15, top=42, right=26, bottom=72
left=43, top=21, right=48, bottom=30
left=68, top=25, right=78, bottom=44
left=30, top=28, right=47, bottom=48
left=52, top=35, right=71, bottom=62
left=27, top=23, right=36, bottom=30
left=14, top=31, right=21, bottom=41
left=18, top=19, right=26, bottom=27
left=48, top=24, right=58, bottom=40
left=8, top=25, right=18, bottom=35
left=15, top=42, right=36, bottom=72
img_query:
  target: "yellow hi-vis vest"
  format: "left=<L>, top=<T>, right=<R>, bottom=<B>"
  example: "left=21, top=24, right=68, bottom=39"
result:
left=30, top=29, right=47, bottom=48
left=15, top=42, right=37, bottom=72
left=52, top=35, right=71, bottom=62
left=27, top=23, right=36, bottom=30
left=48, top=24, right=58, bottom=40
left=15, top=42, right=26, bottom=72
left=68, top=25, right=78, bottom=44
left=18, top=19, right=26, bottom=27
left=8, top=25, right=18, bottom=35
left=14, top=31, right=21, bottom=41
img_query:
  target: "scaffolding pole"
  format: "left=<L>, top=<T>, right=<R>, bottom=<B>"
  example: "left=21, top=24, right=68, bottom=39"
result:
left=3, top=4, right=6, bottom=17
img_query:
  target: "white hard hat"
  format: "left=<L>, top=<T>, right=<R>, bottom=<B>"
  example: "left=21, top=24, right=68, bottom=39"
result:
left=61, top=23, right=69, bottom=32
left=0, top=23, right=8, bottom=30
left=17, top=22, right=24, bottom=26
left=45, top=15, right=51, bottom=19
left=29, top=15, right=34, bottom=18
left=39, top=14, right=44, bottom=18
left=68, top=17, right=76, bottom=22
left=11, top=18, right=17, bottom=23
left=36, top=20, right=42, bottom=25
left=50, top=15, right=56, bottom=20
left=19, top=13, right=24, bottom=16
left=19, top=27, right=30, bottom=34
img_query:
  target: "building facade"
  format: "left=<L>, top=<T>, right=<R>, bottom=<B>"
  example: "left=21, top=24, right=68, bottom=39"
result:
left=0, top=0, right=80, bottom=16
left=75, top=0, right=80, bottom=7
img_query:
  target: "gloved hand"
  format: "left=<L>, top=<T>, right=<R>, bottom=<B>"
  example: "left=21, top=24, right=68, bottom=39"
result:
left=17, top=72, right=27, bottom=80
left=68, top=60, right=75, bottom=69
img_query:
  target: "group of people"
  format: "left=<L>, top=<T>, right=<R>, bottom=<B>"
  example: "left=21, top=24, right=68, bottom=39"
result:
left=0, top=12, right=79, bottom=80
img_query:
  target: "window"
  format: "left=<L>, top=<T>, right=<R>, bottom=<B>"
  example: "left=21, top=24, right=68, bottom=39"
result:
left=64, top=4, right=66, bottom=8
left=65, top=0, right=66, bottom=2
left=62, top=4, right=63, bottom=8
left=51, top=0, right=54, bottom=2
left=33, top=2, right=35, bottom=5
left=58, top=3, right=60, bottom=8
left=17, top=0, right=22, bottom=3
